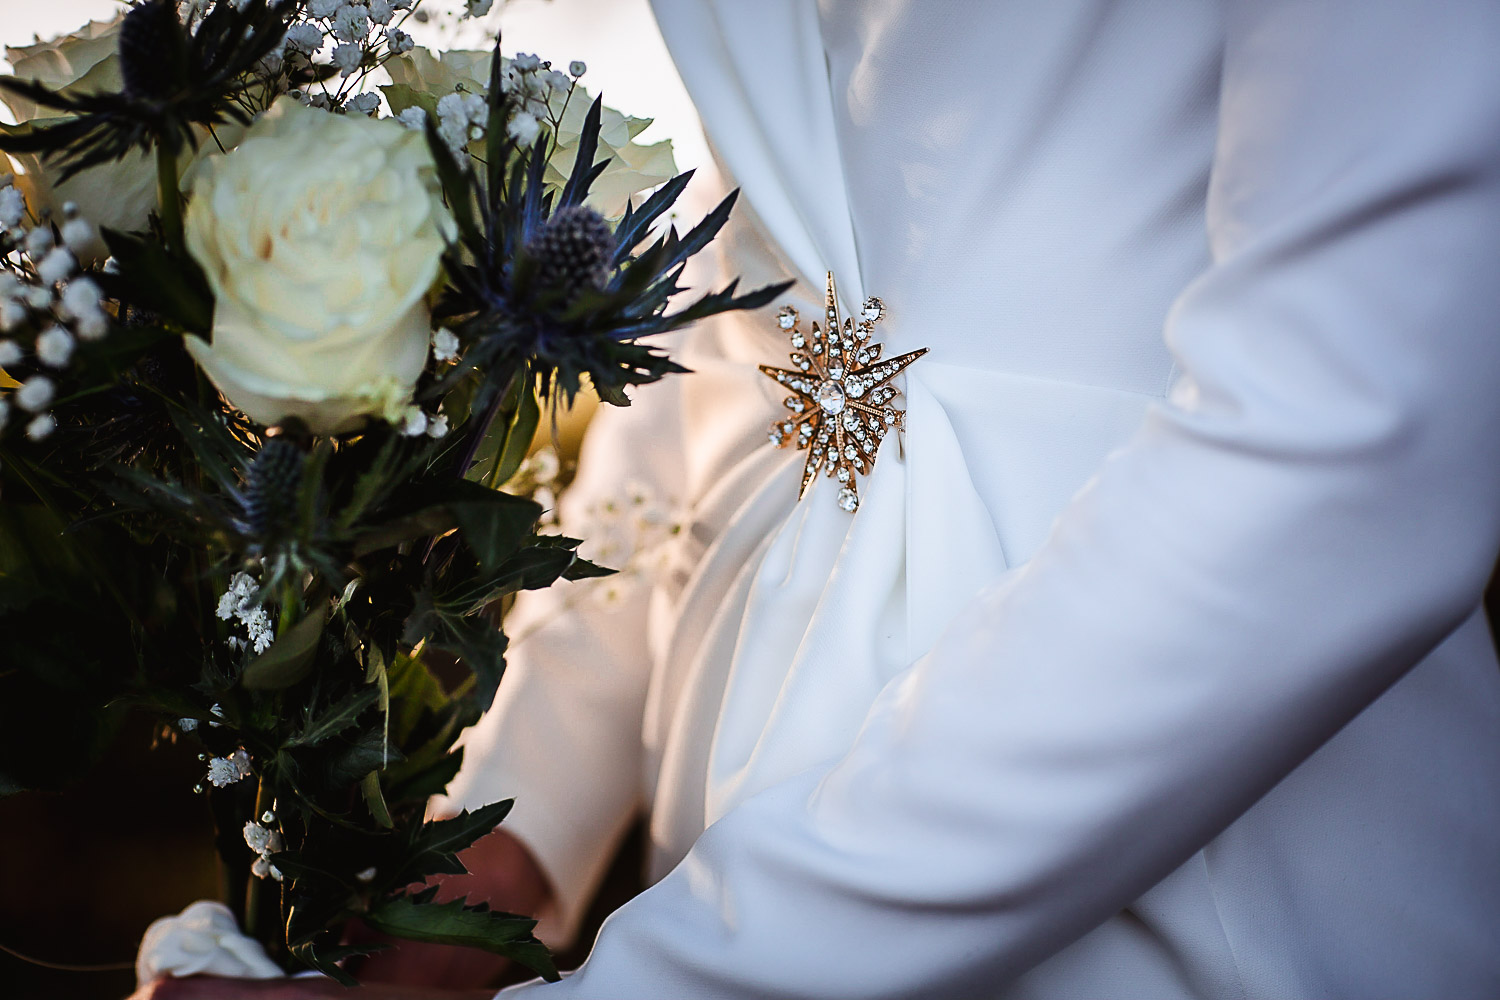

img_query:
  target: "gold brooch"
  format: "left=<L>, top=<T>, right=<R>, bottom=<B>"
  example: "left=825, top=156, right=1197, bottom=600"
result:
left=760, top=273, right=928, bottom=513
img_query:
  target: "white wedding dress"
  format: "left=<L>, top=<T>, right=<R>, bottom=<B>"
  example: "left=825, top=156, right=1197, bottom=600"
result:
left=445, top=2, right=1500, bottom=997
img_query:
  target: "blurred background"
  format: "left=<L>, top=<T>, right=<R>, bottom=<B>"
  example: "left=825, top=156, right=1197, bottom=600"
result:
left=0, top=1, right=704, bottom=996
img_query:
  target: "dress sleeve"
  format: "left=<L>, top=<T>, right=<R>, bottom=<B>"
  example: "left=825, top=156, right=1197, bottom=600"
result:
left=439, top=377, right=688, bottom=947
left=499, top=1, right=1500, bottom=993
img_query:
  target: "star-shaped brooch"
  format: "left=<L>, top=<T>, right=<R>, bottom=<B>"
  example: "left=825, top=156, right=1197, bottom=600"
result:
left=760, top=273, right=928, bottom=513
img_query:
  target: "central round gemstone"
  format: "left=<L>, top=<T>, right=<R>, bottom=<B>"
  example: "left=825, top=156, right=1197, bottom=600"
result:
left=816, top=379, right=847, bottom=415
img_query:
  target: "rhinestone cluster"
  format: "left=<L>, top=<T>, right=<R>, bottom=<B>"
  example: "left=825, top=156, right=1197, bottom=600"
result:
left=760, top=273, right=927, bottom=513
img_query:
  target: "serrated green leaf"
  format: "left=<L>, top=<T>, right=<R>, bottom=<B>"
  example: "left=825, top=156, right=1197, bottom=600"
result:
left=363, top=894, right=557, bottom=982
left=285, top=686, right=380, bottom=748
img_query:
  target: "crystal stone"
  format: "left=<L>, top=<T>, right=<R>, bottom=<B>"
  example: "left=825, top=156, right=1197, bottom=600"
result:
left=816, top=380, right=847, bottom=415
left=791, top=332, right=805, bottom=348
left=837, top=467, right=851, bottom=483
left=778, top=306, right=798, bottom=330
left=861, top=297, right=884, bottom=322
left=838, top=487, right=860, bottom=512
left=846, top=378, right=866, bottom=399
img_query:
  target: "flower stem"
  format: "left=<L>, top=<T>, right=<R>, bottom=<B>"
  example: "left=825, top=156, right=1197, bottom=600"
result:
left=156, top=143, right=184, bottom=253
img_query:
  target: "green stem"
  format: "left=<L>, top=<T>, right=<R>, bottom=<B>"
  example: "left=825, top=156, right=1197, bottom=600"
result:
left=156, top=143, right=183, bottom=253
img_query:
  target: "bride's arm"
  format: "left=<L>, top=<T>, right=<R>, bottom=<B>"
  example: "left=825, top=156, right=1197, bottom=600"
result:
left=493, top=2, right=1500, bottom=996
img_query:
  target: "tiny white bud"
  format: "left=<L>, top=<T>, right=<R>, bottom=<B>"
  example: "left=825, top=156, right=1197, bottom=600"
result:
left=507, top=111, right=540, bottom=146
left=23, top=227, right=52, bottom=257
left=37, top=247, right=76, bottom=285
left=60, top=217, right=95, bottom=254
left=425, top=413, right=449, bottom=438
left=25, top=413, right=56, bottom=440
left=569, top=60, right=587, bottom=77
left=24, top=286, right=51, bottom=310
left=16, top=375, right=54, bottom=412
left=35, top=325, right=75, bottom=368
left=0, top=339, right=21, bottom=366
left=431, top=327, right=460, bottom=362
left=400, top=407, right=428, bottom=437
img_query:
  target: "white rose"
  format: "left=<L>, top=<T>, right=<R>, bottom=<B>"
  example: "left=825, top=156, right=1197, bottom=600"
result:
left=135, top=900, right=282, bottom=986
left=183, top=99, right=449, bottom=435
left=0, top=16, right=153, bottom=263
left=383, top=47, right=677, bottom=215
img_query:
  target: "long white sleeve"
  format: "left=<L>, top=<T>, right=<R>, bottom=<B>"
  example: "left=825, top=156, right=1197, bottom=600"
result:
left=502, top=1, right=1500, bottom=994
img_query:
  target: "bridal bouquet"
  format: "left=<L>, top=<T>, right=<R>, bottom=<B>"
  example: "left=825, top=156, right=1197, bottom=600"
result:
left=0, top=0, right=784, bottom=983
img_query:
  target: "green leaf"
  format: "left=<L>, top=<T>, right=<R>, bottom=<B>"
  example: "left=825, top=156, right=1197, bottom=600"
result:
left=490, top=380, right=541, bottom=490
left=285, top=687, right=381, bottom=748
left=393, top=801, right=513, bottom=885
left=324, top=727, right=405, bottom=789
left=362, top=769, right=394, bottom=829
left=351, top=505, right=457, bottom=559
left=385, top=748, right=465, bottom=805
left=363, top=895, right=558, bottom=982
left=241, top=603, right=328, bottom=690
left=97, top=228, right=214, bottom=333
left=448, top=486, right=543, bottom=576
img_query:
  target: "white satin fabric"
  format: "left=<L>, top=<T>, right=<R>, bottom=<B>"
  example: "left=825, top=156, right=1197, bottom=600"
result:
left=453, top=2, right=1500, bottom=997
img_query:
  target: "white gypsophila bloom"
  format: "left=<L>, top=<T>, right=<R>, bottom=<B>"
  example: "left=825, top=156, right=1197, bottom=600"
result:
left=23, top=227, right=53, bottom=258
left=425, top=412, right=448, bottom=438
left=36, top=247, right=76, bottom=285
left=206, top=749, right=253, bottom=788
left=23, top=286, right=50, bottom=310
left=227, top=635, right=246, bottom=652
left=308, top=0, right=343, bottom=17
left=332, top=43, right=363, bottom=77
left=507, top=111, right=540, bottom=146
left=396, top=107, right=426, bottom=130
left=511, top=52, right=540, bottom=73
left=16, top=375, right=54, bottom=412
left=569, top=60, right=587, bottom=78
left=368, top=0, right=394, bottom=25
left=0, top=300, right=24, bottom=332
left=465, top=0, right=495, bottom=17
left=543, top=70, right=572, bottom=96
left=400, top=407, right=427, bottom=437
left=178, top=717, right=198, bottom=732
left=0, top=271, right=18, bottom=299
left=243, top=821, right=273, bottom=855
left=210, top=703, right=225, bottom=723
left=250, top=856, right=285, bottom=882
left=26, top=413, right=56, bottom=440
left=285, top=23, right=325, bottom=54
left=243, top=607, right=274, bottom=653
left=0, top=399, right=9, bottom=433
left=431, top=327, right=460, bottom=362
left=60, top=275, right=102, bottom=318
left=217, top=571, right=259, bottom=620
left=355, top=866, right=377, bottom=882
left=331, top=4, right=371, bottom=42
left=345, top=92, right=379, bottom=116
left=0, top=339, right=21, bottom=366
left=385, top=27, right=413, bottom=54
left=35, top=326, right=74, bottom=367
left=0, top=186, right=24, bottom=228
left=60, top=217, right=95, bottom=255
